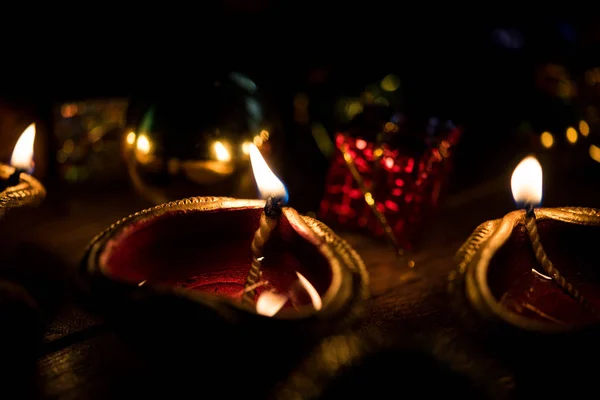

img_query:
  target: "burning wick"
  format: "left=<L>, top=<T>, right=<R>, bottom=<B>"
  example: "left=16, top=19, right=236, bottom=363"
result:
left=1, top=124, right=36, bottom=192
left=242, top=144, right=288, bottom=307
left=511, top=156, right=596, bottom=315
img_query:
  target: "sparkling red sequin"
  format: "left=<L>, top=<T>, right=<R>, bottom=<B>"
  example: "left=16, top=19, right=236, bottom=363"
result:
left=319, top=128, right=462, bottom=249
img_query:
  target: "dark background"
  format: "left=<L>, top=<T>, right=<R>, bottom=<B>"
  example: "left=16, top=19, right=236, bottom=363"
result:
left=2, top=11, right=600, bottom=209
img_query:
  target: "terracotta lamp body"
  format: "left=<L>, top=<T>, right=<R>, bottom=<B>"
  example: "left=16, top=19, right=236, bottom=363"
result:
left=82, top=196, right=368, bottom=396
left=450, top=207, right=600, bottom=397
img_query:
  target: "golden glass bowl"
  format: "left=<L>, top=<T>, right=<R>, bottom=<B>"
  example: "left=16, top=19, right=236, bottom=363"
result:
left=0, top=164, right=46, bottom=219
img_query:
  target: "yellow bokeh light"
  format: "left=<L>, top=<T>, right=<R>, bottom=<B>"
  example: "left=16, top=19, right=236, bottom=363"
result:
left=384, top=122, right=398, bottom=132
left=213, top=141, right=231, bottom=162
left=361, top=92, right=374, bottom=104
left=253, top=135, right=264, bottom=147
left=61, top=104, right=78, bottom=118
left=126, top=131, right=136, bottom=145
left=566, top=127, right=578, bottom=144
left=540, top=132, right=554, bottom=148
left=579, top=120, right=590, bottom=137
left=380, top=74, right=401, bottom=92
left=136, top=134, right=151, bottom=154
left=62, top=139, right=75, bottom=154
left=346, top=101, right=363, bottom=119
left=241, top=141, right=252, bottom=155
left=590, top=144, right=600, bottom=163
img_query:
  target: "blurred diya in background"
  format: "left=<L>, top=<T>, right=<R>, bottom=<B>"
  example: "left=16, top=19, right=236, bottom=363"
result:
left=82, top=144, right=368, bottom=335
left=450, top=156, right=600, bottom=333
left=0, top=123, right=46, bottom=218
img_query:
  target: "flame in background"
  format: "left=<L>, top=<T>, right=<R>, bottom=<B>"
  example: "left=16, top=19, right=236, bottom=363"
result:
left=11, top=123, right=36, bottom=173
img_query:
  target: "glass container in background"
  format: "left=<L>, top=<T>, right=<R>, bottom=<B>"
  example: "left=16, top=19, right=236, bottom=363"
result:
left=122, top=72, right=283, bottom=204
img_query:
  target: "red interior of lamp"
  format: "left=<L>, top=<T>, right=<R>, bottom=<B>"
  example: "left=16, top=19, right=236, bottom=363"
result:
left=100, top=208, right=332, bottom=309
left=487, top=219, right=600, bottom=325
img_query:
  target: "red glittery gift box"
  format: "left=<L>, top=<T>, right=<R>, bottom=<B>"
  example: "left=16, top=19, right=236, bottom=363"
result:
left=319, top=122, right=462, bottom=250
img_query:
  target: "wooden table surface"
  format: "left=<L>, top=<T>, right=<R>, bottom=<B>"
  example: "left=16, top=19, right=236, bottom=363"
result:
left=0, top=173, right=598, bottom=399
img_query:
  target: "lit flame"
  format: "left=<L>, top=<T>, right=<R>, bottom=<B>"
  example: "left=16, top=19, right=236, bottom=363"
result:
left=126, top=131, right=136, bottom=146
left=249, top=144, right=288, bottom=202
left=296, top=272, right=322, bottom=311
left=213, top=140, right=231, bottom=162
left=136, top=134, right=151, bottom=154
left=256, top=291, right=288, bottom=317
left=511, top=156, right=543, bottom=207
left=11, top=123, right=36, bottom=173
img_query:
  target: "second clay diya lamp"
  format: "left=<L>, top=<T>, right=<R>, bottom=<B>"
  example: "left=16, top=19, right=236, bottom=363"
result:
left=81, top=144, right=368, bottom=397
left=449, top=156, right=600, bottom=333
left=82, top=144, right=368, bottom=336
left=448, top=156, right=600, bottom=396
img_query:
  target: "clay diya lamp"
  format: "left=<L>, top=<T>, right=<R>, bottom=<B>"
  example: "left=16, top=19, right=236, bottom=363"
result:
left=81, top=145, right=368, bottom=396
left=449, top=156, right=600, bottom=396
left=82, top=197, right=368, bottom=330
left=0, top=124, right=45, bottom=218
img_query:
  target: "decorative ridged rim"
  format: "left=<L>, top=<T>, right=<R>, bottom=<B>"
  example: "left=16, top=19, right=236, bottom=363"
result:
left=0, top=164, right=46, bottom=219
left=449, top=207, right=600, bottom=333
left=81, top=196, right=369, bottom=333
